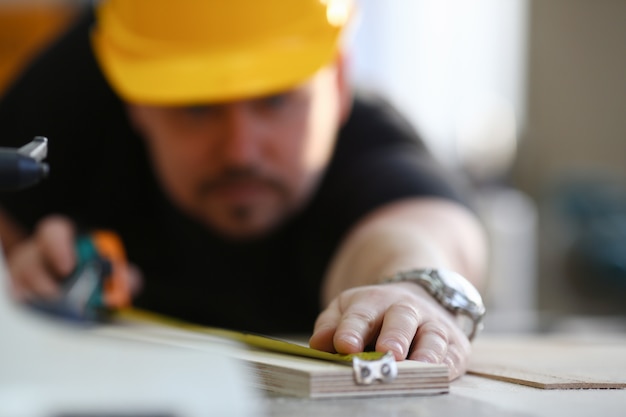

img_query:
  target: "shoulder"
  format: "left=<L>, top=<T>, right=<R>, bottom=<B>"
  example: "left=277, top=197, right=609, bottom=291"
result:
left=308, top=90, right=471, bottom=229
left=0, top=7, right=116, bottom=139
left=329, top=91, right=451, bottom=191
left=337, top=91, right=429, bottom=154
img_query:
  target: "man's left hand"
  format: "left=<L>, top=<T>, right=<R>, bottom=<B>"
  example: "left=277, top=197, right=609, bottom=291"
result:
left=309, top=282, right=471, bottom=380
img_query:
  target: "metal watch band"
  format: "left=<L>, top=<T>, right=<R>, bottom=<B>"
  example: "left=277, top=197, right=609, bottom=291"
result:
left=382, top=268, right=486, bottom=340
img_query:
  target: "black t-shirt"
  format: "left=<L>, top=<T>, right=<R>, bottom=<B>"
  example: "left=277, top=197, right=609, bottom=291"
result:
left=0, top=9, right=466, bottom=333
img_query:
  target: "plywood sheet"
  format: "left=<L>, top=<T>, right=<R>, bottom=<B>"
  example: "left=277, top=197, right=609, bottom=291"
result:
left=468, top=335, right=626, bottom=389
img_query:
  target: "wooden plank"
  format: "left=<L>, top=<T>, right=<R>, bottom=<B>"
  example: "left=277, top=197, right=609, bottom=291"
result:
left=468, top=335, right=626, bottom=389
left=241, top=349, right=448, bottom=398
left=93, top=321, right=450, bottom=398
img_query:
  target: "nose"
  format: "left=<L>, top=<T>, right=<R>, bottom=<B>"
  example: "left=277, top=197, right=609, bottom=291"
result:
left=218, top=103, right=262, bottom=168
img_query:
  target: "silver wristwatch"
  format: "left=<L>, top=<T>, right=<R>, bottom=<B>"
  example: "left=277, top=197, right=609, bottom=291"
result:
left=383, top=268, right=486, bottom=340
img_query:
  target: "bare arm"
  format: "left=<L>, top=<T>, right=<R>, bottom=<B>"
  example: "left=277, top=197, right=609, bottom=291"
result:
left=322, top=197, right=486, bottom=298
left=309, top=197, right=488, bottom=380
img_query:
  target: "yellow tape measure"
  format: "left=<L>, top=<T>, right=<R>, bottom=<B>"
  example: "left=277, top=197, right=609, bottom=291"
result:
left=114, top=308, right=398, bottom=385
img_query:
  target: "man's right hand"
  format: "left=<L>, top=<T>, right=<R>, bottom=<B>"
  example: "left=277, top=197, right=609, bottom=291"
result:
left=7, top=215, right=77, bottom=301
left=5, top=215, right=142, bottom=302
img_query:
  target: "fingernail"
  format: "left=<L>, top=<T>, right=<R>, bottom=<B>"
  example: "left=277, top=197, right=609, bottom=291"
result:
left=380, top=340, right=404, bottom=357
left=338, top=334, right=361, bottom=349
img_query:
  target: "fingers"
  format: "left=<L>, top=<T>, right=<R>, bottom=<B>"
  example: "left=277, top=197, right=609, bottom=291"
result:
left=409, top=320, right=472, bottom=381
left=444, top=342, right=471, bottom=380
left=9, top=241, right=61, bottom=300
left=7, top=216, right=76, bottom=301
left=334, top=306, right=383, bottom=353
left=409, top=321, right=449, bottom=363
left=309, top=303, right=341, bottom=352
left=310, top=289, right=386, bottom=353
left=312, top=287, right=419, bottom=356
left=6, top=216, right=143, bottom=309
left=310, top=284, right=473, bottom=380
left=36, top=215, right=76, bottom=277
left=376, top=302, right=421, bottom=360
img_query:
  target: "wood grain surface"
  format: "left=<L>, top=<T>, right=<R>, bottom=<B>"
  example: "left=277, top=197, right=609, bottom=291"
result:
left=468, top=334, right=626, bottom=389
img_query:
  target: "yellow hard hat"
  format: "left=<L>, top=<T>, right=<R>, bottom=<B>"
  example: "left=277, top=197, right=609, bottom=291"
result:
left=91, top=0, right=354, bottom=105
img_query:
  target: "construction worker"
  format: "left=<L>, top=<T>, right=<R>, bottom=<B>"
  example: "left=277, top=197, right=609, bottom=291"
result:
left=0, top=0, right=487, bottom=380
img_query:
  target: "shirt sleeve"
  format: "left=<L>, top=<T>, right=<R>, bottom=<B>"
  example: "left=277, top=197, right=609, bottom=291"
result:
left=309, top=91, right=472, bottom=231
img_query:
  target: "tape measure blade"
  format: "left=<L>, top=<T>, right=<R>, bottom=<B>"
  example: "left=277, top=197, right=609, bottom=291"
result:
left=116, top=308, right=391, bottom=366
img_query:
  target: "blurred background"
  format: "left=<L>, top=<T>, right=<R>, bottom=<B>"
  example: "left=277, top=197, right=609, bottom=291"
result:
left=1, top=0, right=625, bottom=333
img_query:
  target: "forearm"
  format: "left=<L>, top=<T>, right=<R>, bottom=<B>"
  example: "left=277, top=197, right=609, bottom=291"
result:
left=321, top=197, right=487, bottom=305
left=311, top=197, right=487, bottom=379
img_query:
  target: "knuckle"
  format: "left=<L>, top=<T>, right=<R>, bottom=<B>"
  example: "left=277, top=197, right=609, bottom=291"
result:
left=389, top=302, right=421, bottom=323
left=417, top=321, right=450, bottom=344
left=344, top=309, right=377, bottom=328
left=358, top=285, right=391, bottom=301
left=381, top=304, right=421, bottom=347
left=314, top=309, right=337, bottom=328
left=37, top=214, right=70, bottom=232
left=418, top=348, right=442, bottom=364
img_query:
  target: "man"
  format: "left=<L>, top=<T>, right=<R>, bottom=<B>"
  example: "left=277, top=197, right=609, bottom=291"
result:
left=0, top=0, right=487, bottom=380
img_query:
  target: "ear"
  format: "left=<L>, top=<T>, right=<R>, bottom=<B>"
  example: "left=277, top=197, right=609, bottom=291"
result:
left=334, top=52, right=353, bottom=124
